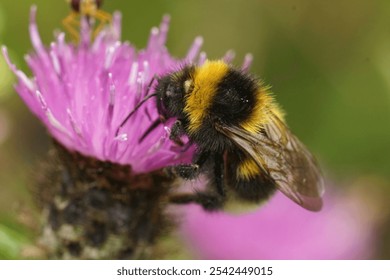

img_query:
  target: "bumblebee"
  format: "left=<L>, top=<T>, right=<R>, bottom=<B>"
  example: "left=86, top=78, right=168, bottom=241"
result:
left=119, top=60, right=324, bottom=211
left=63, top=0, right=111, bottom=41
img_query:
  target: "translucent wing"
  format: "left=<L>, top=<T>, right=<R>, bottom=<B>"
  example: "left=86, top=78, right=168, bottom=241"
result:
left=216, top=113, right=324, bottom=211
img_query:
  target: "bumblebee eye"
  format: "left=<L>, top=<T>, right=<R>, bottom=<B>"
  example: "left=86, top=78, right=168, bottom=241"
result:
left=165, top=84, right=175, bottom=98
left=165, top=83, right=184, bottom=99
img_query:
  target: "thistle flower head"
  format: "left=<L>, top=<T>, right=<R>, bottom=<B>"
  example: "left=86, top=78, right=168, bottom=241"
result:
left=2, top=6, right=220, bottom=173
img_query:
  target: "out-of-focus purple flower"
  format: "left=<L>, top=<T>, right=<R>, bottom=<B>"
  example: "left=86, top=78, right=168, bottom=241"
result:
left=180, top=188, right=377, bottom=259
left=2, top=6, right=210, bottom=173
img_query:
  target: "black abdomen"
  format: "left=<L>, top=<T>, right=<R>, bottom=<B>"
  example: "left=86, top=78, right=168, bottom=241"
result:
left=225, top=150, right=276, bottom=203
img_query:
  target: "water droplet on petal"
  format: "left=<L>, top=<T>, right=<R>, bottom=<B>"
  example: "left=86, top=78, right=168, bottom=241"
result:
left=115, top=133, right=128, bottom=142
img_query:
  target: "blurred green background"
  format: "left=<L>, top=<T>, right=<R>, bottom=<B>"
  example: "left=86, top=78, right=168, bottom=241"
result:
left=0, top=0, right=389, bottom=259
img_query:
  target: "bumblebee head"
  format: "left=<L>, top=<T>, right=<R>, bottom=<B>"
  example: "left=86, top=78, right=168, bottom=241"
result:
left=155, top=66, right=195, bottom=119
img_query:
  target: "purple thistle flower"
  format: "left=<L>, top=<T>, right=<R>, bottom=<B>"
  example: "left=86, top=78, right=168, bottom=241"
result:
left=2, top=5, right=261, bottom=259
left=1, top=6, right=215, bottom=173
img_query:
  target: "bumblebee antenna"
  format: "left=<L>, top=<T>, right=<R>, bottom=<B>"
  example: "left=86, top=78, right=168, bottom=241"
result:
left=138, top=118, right=163, bottom=143
left=115, top=75, right=159, bottom=136
left=115, top=92, right=158, bottom=136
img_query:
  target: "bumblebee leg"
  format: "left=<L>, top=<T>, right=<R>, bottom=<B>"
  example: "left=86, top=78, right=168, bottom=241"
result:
left=194, top=153, right=226, bottom=210
left=169, top=193, right=197, bottom=204
left=166, top=151, right=210, bottom=179
left=168, top=152, right=226, bottom=211
left=169, top=120, right=185, bottom=146
left=169, top=192, right=224, bottom=211
left=213, top=152, right=225, bottom=197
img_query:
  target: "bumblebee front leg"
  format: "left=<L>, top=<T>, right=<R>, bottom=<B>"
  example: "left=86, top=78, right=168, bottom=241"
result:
left=166, top=151, right=210, bottom=179
left=169, top=120, right=186, bottom=146
left=169, top=153, right=226, bottom=211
